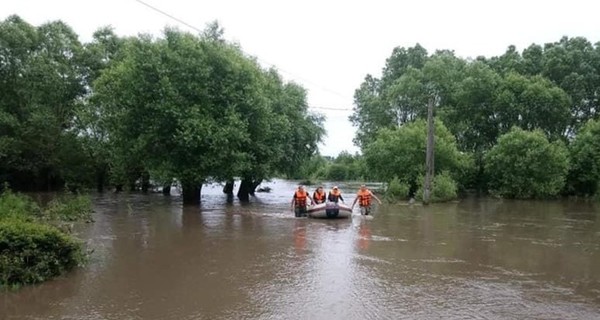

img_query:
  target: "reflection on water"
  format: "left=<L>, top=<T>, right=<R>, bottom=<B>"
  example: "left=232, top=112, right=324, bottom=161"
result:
left=1, top=180, right=600, bottom=319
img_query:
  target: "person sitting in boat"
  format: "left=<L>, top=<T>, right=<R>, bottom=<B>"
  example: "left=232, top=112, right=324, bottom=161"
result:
left=313, top=186, right=326, bottom=204
left=327, top=186, right=344, bottom=203
left=291, top=185, right=313, bottom=217
left=351, top=184, right=382, bottom=215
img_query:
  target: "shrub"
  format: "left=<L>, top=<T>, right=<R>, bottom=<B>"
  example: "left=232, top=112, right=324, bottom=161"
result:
left=385, top=177, right=410, bottom=202
left=415, top=171, right=458, bottom=203
left=567, top=119, right=600, bottom=196
left=0, top=220, right=84, bottom=288
left=43, top=194, right=93, bottom=222
left=326, top=163, right=348, bottom=181
left=0, top=190, right=40, bottom=221
left=364, top=119, right=470, bottom=192
left=485, top=127, right=569, bottom=198
left=0, top=190, right=90, bottom=288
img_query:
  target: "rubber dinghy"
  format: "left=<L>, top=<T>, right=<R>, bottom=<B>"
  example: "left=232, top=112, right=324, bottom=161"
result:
left=307, top=202, right=352, bottom=219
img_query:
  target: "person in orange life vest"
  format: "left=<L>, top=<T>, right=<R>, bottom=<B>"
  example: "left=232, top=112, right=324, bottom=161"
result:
left=351, top=184, right=382, bottom=215
left=313, top=186, right=326, bottom=204
left=327, top=186, right=344, bottom=203
left=291, top=185, right=313, bottom=217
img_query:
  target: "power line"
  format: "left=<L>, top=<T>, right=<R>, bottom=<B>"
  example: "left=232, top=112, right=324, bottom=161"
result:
left=310, top=106, right=354, bottom=112
left=134, top=0, right=203, bottom=34
left=132, top=0, right=353, bottom=102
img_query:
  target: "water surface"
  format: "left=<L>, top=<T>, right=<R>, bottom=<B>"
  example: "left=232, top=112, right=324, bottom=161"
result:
left=2, top=180, right=599, bottom=319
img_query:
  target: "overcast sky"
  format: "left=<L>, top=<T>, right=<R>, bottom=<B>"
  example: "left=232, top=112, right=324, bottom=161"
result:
left=3, top=0, right=600, bottom=156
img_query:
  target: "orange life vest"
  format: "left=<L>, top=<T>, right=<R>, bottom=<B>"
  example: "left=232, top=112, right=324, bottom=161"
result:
left=357, top=190, right=372, bottom=207
left=294, top=190, right=308, bottom=207
left=313, top=191, right=326, bottom=203
left=328, top=189, right=342, bottom=202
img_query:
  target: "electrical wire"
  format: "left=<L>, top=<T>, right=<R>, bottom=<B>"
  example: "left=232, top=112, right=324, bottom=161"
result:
left=132, top=0, right=355, bottom=112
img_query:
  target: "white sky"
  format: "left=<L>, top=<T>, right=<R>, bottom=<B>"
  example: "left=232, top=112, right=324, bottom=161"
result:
left=2, top=0, right=600, bottom=156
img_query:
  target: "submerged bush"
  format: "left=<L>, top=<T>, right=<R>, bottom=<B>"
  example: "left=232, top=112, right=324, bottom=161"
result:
left=415, top=171, right=459, bottom=203
left=0, top=190, right=90, bottom=288
left=44, top=194, right=93, bottom=222
left=0, top=190, right=41, bottom=221
left=0, top=220, right=84, bottom=288
left=384, top=177, right=410, bottom=202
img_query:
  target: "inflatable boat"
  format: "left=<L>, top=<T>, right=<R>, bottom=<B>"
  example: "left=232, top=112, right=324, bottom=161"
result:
left=307, top=202, right=352, bottom=219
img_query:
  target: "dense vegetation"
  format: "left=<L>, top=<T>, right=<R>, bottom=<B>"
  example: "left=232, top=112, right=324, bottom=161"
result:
left=351, top=39, right=600, bottom=200
left=0, top=190, right=90, bottom=288
left=0, top=16, right=324, bottom=204
left=2, top=14, right=600, bottom=202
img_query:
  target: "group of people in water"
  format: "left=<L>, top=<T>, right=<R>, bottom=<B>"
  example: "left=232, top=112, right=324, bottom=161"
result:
left=291, top=184, right=382, bottom=217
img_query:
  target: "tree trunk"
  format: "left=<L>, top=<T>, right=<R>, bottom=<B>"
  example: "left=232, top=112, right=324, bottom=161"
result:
left=423, top=97, right=435, bottom=205
left=223, top=179, right=235, bottom=195
left=237, top=178, right=252, bottom=202
left=162, top=184, right=171, bottom=196
left=96, top=171, right=105, bottom=193
left=182, top=181, right=202, bottom=205
left=249, top=179, right=262, bottom=196
left=141, top=171, right=150, bottom=193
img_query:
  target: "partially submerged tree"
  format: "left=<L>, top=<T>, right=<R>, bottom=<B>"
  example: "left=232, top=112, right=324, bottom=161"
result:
left=485, top=127, right=569, bottom=199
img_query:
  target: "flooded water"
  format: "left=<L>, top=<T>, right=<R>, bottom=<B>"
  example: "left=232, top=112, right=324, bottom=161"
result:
left=2, top=179, right=600, bottom=319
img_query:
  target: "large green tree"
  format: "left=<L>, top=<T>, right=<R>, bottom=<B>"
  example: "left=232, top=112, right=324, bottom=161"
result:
left=93, top=27, right=323, bottom=203
left=0, top=15, right=88, bottom=191
left=94, top=29, right=252, bottom=203
left=484, top=127, right=569, bottom=198
left=363, top=119, right=471, bottom=193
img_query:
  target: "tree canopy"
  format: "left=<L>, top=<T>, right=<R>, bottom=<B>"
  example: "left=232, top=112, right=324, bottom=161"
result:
left=351, top=39, right=600, bottom=199
left=0, top=16, right=324, bottom=203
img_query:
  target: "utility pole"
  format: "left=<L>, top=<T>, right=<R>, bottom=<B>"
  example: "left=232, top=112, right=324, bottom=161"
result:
left=423, top=96, right=435, bottom=205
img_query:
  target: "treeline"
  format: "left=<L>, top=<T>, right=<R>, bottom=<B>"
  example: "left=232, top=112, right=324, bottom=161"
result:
left=351, top=38, right=600, bottom=200
left=0, top=16, right=324, bottom=204
left=295, top=151, right=369, bottom=182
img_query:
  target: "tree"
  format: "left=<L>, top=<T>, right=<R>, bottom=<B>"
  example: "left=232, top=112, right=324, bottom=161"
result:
left=74, top=27, right=126, bottom=192
left=540, top=37, right=600, bottom=134
left=350, top=48, right=465, bottom=149
left=93, top=27, right=324, bottom=203
left=363, top=119, right=471, bottom=194
left=485, top=127, right=569, bottom=198
left=566, top=119, right=600, bottom=196
left=494, top=73, right=571, bottom=139
left=0, top=15, right=88, bottom=191
left=94, top=30, right=249, bottom=203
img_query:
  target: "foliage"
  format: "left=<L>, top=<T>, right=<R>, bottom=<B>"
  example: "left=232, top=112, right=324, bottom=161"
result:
left=1, top=16, right=324, bottom=200
left=0, top=189, right=40, bottom=221
left=415, top=171, right=458, bottom=203
left=0, top=188, right=90, bottom=288
left=325, top=163, right=348, bottom=181
left=566, top=119, right=600, bottom=196
left=294, top=151, right=370, bottom=181
left=94, top=27, right=323, bottom=202
left=0, top=220, right=84, bottom=288
left=484, top=128, right=569, bottom=198
left=43, top=194, right=93, bottom=222
left=0, top=15, right=88, bottom=191
left=384, top=177, right=410, bottom=202
left=3, top=14, right=600, bottom=200
left=293, top=153, right=328, bottom=180
left=351, top=40, right=598, bottom=194
left=363, top=119, right=470, bottom=192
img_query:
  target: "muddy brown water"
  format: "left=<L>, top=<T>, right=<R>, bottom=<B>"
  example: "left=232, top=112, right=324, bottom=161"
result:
left=1, top=180, right=600, bottom=319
